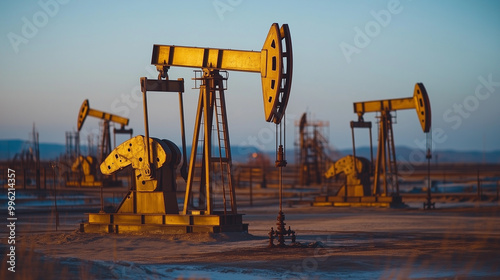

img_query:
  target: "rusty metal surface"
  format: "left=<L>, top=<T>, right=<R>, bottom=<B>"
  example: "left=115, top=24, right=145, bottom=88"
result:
left=268, top=211, right=296, bottom=247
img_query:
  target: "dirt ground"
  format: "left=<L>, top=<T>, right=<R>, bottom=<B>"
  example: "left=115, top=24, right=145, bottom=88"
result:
left=2, top=202, right=500, bottom=279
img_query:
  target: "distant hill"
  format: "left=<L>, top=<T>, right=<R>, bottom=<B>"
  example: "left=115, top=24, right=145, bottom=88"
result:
left=1, top=139, right=499, bottom=163
left=0, top=139, right=263, bottom=163
left=0, top=139, right=66, bottom=161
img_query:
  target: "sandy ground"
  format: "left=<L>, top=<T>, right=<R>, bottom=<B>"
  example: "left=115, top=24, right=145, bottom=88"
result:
left=2, top=202, right=500, bottom=279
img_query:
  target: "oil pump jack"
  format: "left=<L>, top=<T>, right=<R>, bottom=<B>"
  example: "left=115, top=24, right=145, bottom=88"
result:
left=69, top=99, right=132, bottom=187
left=315, top=83, right=431, bottom=207
left=77, top=99, right=132, bottom=162
left=81, top=23, right=293, bottom=234
left=353, top=83, right=431, bottom=197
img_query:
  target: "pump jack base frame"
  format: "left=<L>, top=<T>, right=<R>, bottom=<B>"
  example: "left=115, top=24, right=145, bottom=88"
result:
left=66, top=178, right=123, bottom=188
left=312, top=195, right=406, bottom=208
left=80, top=212, right=248, bottom=234
left=66, top=181, right=103, bottom=187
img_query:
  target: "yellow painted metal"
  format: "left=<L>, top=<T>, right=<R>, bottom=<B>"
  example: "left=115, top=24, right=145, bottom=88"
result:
left=203, top=81, right=212, bottom=215
left=81, top=223, right=113, bottom=233
left=351, top=83, right=431, bottom=197
left=70, top=155, right=100, bottom=186
left=88, top=214, right=112, bottom=224
left=182, top=70, right=236, bottom=216
left=100, top=135, right=180, bottom=214
left=83, top=23, right=290, bottom=234
left=324, top=155, right=371, bottom=197
left=152, top=23, right=292, bottom=219
left=353, top=83, right=431, bottom=132
left=115, top=191, right=179, bottom=214
left=150, top=23, right=292, bottom=125
left=71, top=155, right=95, bottom=176
left=164, top=215, right=191, bottom=225
left=116, top=191, right=134, bottom=213
left=83, top=213, right=245, bottom=232
left=101, top=135, right=169, bottom=190
left=183, top=89, right=204, bottom=215
left=143, top=215, right=163, bottom=225
left=77, top=99, right=129, bottom=131
left=135, top=192, right=168, bottom=214
left=152, top=46, right=261, bottom=73
left=413, top=83, right=432, bottom=133
left=113, top=214, right=142, bottom=224
left=192, top=215, right=221, bottom=226
left=261, top=23, right=284, bottom=124
left=353, top=97, right=413, bottom=113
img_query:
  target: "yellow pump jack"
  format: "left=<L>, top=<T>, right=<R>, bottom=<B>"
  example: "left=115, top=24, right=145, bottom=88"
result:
left=315, top=83, right=431, bottom=208
left=81, top=23, right=293, bottom=234
left=68, top=99, right=132, bottom=187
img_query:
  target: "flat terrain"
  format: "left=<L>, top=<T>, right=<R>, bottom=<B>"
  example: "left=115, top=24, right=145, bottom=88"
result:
left=2, top=200, right=500, bottom=279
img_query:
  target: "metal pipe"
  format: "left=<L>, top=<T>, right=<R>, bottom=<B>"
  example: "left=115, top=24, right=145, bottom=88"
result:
left=203, top=83, right=212, bottom=214
left=351, top=123, right=356, bottom=160
left=142, top=89, right=152, bottom=177
left=182, top=89, right=204, bottom=215
left=369, top=125, right=374, bottom=175
left=177, top=78, right=188, bottom=181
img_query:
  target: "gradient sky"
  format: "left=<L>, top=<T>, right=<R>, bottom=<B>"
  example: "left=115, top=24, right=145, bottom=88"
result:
left=1, top=0, right=499, bottom=155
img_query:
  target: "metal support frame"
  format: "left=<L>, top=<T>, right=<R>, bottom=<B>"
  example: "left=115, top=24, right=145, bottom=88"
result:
left=113, top=127, right=133, bottom=148
left=82, top=24, right=295, bottom=235
left=97, top=77, right=185, bottom=215
left=352, top=83, right=431, bottom=197
left=350, top=120, right=373, bottom=175
left=296, top=113, right=332, bottom=186
left=372, top=111, right=399, bottom=196
left=100, top=120, right=112, bottom=164
left=75, top=99, right=132, bottom=187
left=183, top=69, right=236, bottom=216
left=423, top=133, right=435, bottom=209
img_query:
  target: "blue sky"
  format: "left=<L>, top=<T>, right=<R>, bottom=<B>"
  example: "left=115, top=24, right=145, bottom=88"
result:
left=1, top=0, right=499, bottom=154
